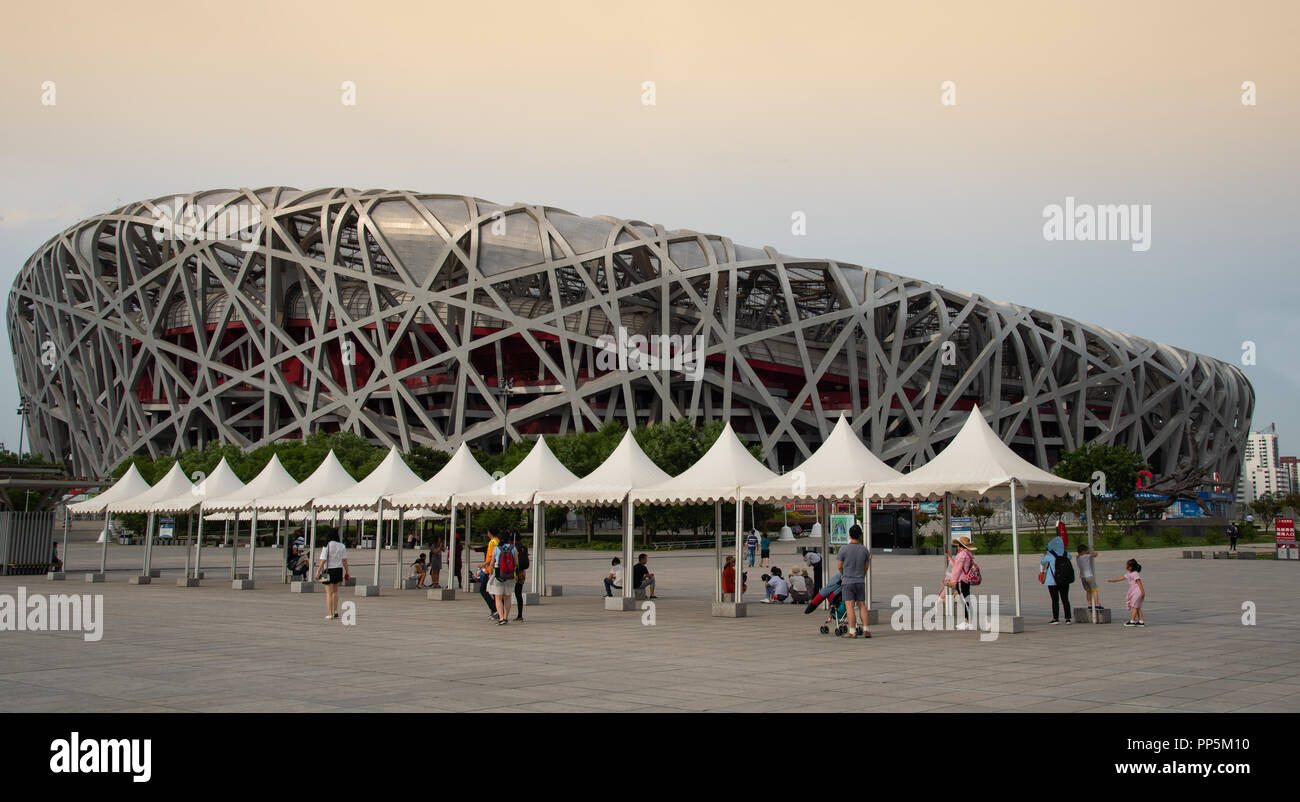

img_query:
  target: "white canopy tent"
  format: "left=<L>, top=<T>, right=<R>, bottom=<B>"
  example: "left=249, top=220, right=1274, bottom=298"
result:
left=314, top=447, right=425, bottom=591
left=106, top=462, right=195, bottom=581
left=454, top=436, right=579, bottom=596
left=150, top=458, right=245, bottom=583
left=387, top=444, right=494, bottom=595
left=869, top=406, right=1089, bottom=618
left=255, top=451, right=358, bottom=585
left=631, top=423, right=781, bottom=609
left=741, top=414, right=905, bottom=610
left=202, top=454, right=300, bottom=585
left=67, top=463, right=152, bottom=576
left=536, top=430, right=672, bottom=606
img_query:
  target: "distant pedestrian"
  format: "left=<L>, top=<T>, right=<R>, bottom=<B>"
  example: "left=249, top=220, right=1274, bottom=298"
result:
left=429, top=538, right=443, bottom=587
left=1108, top=558, right=1145, bottom=626
left=836, top=525, right=871, bottom=638
left=51, top=542, right=63, bottom=572
left=511, top=529, right=529, bottom=621
left=315, top=530, right=350, bottom=621
left=1039, top=535, right=1074, bottom=624
left=948, top=536, right=977, bottom=630
left=745, top=529, right=759, bottom=567
left=479, top=528, right=501, bottom=620
left=804, top=548, right=823, bottom=590
left=760, top=533, right=771, bottom=567
left=603, top=557, right=622, bottom=597
left=1227, top=523, right=1239, bottom=552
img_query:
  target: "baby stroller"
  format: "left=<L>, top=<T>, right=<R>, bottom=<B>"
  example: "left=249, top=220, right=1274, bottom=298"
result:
left=804, top=574, right=849, bottom=636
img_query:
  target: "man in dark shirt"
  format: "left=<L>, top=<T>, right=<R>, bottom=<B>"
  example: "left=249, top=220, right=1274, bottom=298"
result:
left=632, top=553, right=657, bottom=599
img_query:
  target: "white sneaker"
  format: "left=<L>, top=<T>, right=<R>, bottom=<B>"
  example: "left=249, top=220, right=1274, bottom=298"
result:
left=325, top=614, right=334, bottom=620
left=955, top=622, right=970, bottom=630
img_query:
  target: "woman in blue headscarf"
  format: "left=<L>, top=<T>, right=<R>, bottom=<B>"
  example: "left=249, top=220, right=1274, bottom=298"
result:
left=1039, top=535, right=1074, bottom=624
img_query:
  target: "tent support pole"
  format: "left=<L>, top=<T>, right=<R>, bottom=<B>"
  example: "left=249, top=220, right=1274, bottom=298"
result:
left=1010, top=480, right=1021, bottom=617
left=143, top=511, right=155, bottom=577
left=183, top=513, right=193, bottom=578
left=448, top=505, right=458, bottom=591
left=864, top=489, right=872, bottom=612
left=230, top=516, right=238, bottom=580
left=714, top=501, right=722, bottom=601
left=61, top=511, right=69, bottom=574
left=734, top=497, right=744, bottom=604
left=943, top=492, right=953, bottom=618
left=100, top=510, right=110, bottom=573
left=535, top=501, right=545, bottom=597
left=464, top=508, right=473, bottom=591
left=372, top=498, right=385, bottom=587
left=248, top=509, right=259, bottom=582
left=623, top=498, right=634, bottom=600
left=194, top=513, right=205, bottom=580
left=1085, top=489, right=1094, bottom=551
left=394, top=506, right=405, bottom=589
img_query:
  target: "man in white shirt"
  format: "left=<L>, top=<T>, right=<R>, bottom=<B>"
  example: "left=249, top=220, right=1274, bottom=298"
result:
left=763, top=570, right=790, bottom=603
left=315, top=531, right=351, bottom=620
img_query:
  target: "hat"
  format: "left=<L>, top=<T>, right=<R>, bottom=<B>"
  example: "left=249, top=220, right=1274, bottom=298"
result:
left=294, top=537, right=305, bottom=544
left=956, top=536, right=977, bottom=551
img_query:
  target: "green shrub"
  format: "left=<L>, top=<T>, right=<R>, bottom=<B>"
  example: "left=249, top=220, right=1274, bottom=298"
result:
left=1203, top=526, right=1224, bottom=546
left=1131, top=531, right=1144, bottom=548
left=1161, top=528, right=1181, bottom=547
left=1028, top=531, right=1046, bottom=553
left=1103, top=530, right=1124, bottom=549
left=980, top=531, right=1007, bottom=552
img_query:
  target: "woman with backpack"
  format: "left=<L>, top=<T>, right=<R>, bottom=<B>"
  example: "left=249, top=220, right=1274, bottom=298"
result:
left=1039, top=534, right=1074, bottom=624
left=510, top=529, right=529, bottom=622
left=948, top=536, right=978, bottom=630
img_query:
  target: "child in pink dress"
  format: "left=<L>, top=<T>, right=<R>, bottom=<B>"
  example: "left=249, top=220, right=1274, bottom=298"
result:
left=1107, top=558, right=1145, bottom=626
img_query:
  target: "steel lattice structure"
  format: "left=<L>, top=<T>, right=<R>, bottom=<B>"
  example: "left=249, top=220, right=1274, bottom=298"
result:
left=9, top=187, right=1253, bottom=484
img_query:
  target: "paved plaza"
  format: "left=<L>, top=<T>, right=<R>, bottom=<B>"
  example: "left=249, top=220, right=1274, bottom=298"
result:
left=1, top=539, right=1297, bottom=713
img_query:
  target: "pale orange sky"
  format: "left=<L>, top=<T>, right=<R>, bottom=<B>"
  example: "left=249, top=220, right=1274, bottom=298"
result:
left=0, top=0, right=1297, bottom=448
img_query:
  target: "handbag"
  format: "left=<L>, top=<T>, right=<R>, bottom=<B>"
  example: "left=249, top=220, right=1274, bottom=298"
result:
left=1037, top=568, right=1046, bottom=584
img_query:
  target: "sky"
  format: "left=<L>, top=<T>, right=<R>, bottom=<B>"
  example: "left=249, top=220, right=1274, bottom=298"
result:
left=0, top=0, right=1296, bottom=458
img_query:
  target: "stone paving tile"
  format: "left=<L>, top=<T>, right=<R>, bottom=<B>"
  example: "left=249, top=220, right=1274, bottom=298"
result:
left=5, top=541, right=1298, bottom=712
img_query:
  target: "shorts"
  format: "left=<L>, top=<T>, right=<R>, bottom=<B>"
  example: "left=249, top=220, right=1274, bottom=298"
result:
left=1081, top=576, right=1097, bottom=592
left=487, top=576, right=516, bottom=596
left=760, top=550, right=770, bottom=558
left=323, top=567, right=343, bottom=585
left=841, top=581, right=866, bottom=602
left=431, top=556, right=442, bottom=570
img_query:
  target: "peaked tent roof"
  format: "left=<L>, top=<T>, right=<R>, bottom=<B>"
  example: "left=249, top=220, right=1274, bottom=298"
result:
left=869, top=406, right=1089, bottom=500
left=204, top=454, right=300, bottom=512
left=536, top=429, right=672, bottom=506
left=741, top=415, right=904, bottom=502
left=343, top=507, right=445, bottom=520
left=313, top=446, right=425, bottom=510
left=455, top=436, right=579, bottom=508
left=106, top=462, right=196, bottom=513
left=386, top=443, right=494, bottom=509
left=631, top=422, right=780, bottom=505
left=67, top=464, right=153, bottom=515
left=152, top=457, right=246, bottom=513
left=256, top=451, right=358, bottom=511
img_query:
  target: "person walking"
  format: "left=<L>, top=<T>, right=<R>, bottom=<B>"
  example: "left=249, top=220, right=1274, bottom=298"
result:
left=1039, top=534, right=1074, bottom=624
left=1227, top=522, right=1239, bottom=552
left=745, top=529, right=759, bottom=567
left=948, top=536, right=977, bottom=630
left=1108, top=558, right=1146, bottom=626
left=315, top=530, right=351, bottom=620
left=836, top=524, right=871, bottom=638
left=511, top=529, right=529, bottom=621
left=759, top=533, right=771, bottom=567
left=478, top=528, right=501, bottom=620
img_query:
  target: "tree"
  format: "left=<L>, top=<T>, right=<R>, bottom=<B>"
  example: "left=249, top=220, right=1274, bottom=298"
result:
left=1250, top=494, right=1285, bottom=534
left=968, top=503, right=995, bottom=536
left=1053, top=441, right=1148, bottom=502
left=1021, top=496, right=1067, bottom=535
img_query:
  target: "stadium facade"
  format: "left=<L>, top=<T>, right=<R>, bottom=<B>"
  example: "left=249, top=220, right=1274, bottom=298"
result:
left=8, top=188, right=1253, bottom=484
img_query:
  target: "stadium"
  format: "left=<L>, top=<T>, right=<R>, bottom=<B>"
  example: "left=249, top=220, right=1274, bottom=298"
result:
left=8, top=187, right=1253, bottom=484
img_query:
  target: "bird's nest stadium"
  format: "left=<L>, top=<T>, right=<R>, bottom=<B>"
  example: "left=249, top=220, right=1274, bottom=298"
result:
left=8, top=187, right=1252, bottom=482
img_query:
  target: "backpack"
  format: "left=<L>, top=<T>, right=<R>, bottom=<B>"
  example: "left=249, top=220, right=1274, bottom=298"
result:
left=495, top=543, right=517, bottom=581
left=1054, top=553, right=1075, bottom=585
left=516, top=543, right=530, bottom=571
left=967, top=559, right=982, bottom=586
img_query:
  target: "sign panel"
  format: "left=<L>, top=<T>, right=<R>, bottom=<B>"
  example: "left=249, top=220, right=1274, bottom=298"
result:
left=1276, top=518, right=1295, bottom=545
left=950, top=516, right=972, bottom=542
left=159, top=518, right=175, bottom=539
left=829, top=513, right=854, bottom=545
